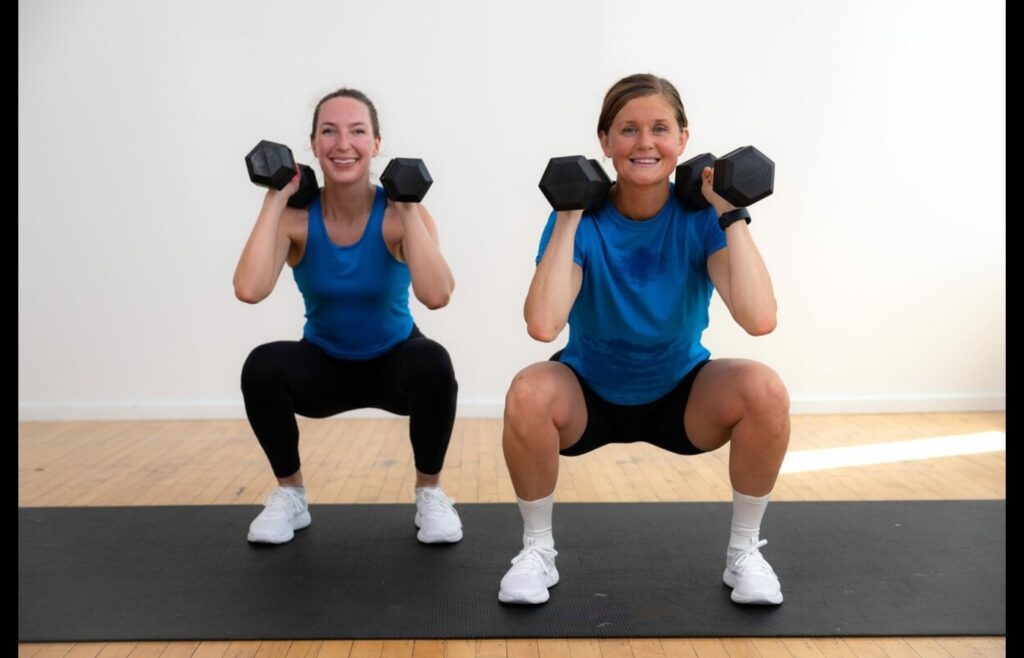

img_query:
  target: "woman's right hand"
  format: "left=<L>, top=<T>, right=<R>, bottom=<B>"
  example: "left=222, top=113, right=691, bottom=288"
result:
left=266, top=167, right=302, bottom=205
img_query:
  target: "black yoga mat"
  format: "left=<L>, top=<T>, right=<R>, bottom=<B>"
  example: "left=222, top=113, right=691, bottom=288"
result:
left=18, top=500, right=1004, bottom=642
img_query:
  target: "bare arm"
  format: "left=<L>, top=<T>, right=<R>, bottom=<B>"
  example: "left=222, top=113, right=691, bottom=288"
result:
left=701, top=167, right=777, bottom=335
left=524, top=210, right=584, bottom=342
left=393, top=202, right=455, bottom=310
left=233, top=177, right=299, bottom=304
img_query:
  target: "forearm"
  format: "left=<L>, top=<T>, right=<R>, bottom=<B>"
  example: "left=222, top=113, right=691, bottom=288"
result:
left=722, top=222, right=777, bottom=334
left=401, top=210, right=455, bottom=310
left=233, top=193, right=288, bottom=303
left=524, top=212, right=581, bottom=341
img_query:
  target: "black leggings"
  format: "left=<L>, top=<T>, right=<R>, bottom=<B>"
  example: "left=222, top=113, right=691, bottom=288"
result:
left=240, top=326, right=458, bottom=478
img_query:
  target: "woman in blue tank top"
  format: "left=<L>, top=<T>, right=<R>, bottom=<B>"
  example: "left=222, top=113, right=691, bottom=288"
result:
left=233, top=88, right=462, bottom=547
left=497, top=74, right=790, bottom=607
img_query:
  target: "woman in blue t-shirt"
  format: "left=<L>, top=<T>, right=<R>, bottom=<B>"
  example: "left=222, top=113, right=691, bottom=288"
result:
left=233, top=88, right=462, bottom=547
left=498, top=74, right=790, bottom=606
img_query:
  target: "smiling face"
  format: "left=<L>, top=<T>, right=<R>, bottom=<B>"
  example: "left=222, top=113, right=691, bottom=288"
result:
left=599, top=93, right=688, bottom=188
left=310, top=96, right=381, bottom=185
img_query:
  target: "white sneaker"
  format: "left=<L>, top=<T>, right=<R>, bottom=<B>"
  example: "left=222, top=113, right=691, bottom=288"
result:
left=414, top=486, right=463, bottom=543
left=498, top=538, right=559, bottom=604
left=247, top=486, right=311, bottom=544
left=723, top=538, right=783, bottom=604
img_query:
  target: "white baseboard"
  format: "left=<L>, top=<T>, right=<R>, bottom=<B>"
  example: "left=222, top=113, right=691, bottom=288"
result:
left=17, top=395, right=1005, bottom=421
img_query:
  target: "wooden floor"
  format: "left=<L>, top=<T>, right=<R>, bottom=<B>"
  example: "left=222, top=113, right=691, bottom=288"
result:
left=18, top=412, right=1006, bottom=657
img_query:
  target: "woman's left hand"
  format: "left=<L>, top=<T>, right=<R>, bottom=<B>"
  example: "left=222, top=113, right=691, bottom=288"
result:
left=701, top=166, right=738, bottom=217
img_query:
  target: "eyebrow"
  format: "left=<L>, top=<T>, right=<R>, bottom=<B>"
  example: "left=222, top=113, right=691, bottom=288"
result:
left=319, top=121, right=369, bottom=129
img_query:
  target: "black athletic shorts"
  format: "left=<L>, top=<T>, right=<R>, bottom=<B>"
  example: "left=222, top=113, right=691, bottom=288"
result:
left=550, top=350, right=712, bottom=457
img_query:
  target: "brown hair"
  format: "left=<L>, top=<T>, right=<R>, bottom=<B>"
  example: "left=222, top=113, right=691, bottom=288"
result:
left=597, top=73, right=687, bottom=135
left=310, top=88, right=381, bottom=139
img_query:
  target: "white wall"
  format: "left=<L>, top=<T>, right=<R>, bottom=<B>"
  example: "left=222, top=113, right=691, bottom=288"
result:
left=18, top=0, right=1005, bottom=420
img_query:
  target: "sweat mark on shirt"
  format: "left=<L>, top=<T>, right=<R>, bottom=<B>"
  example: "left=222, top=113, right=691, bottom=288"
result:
left=625, top=247, right=655, bottom=285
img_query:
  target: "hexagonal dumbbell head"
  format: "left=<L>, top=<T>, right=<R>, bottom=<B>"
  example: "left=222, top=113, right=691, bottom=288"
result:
left=380, top=158, right=433, bottom=202
left=712, top=146, right=775, bottom=207
left=674, top=152, right=717, bottom=210
left=245, top=140, right=298, bottom=190
left=539, top=156, right=610, bottom=211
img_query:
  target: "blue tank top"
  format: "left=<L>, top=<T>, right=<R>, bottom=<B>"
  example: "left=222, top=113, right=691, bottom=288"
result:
left=536, top=184, right=727, bottom=405
left=293, top=186, right=414, bottom=359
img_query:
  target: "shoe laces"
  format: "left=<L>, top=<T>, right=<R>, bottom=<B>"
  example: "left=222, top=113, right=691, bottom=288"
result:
left=261, top=487, right=304, bottom=518
left=508, top=539, right=557, bottom=576
left=416, top=488, right=456, bottom=519
left=730, top=538, right=777, bottom=576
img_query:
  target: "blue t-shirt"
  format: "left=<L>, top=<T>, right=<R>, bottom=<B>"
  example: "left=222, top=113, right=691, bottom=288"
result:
left=536, top=185, right=726, bottom=405
left=293, top=186, right=414, bottom=359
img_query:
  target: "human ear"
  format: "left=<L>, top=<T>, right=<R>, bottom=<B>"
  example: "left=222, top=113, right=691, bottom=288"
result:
left=677, top=127, right=689, bottom=156
left=599, top=131, right=611, bottom=158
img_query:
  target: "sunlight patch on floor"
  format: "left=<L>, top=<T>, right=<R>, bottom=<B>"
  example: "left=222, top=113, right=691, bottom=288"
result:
left=780, top=431, right=1006, bottom=474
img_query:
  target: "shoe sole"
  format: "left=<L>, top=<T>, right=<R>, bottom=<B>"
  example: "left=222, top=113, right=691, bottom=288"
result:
left=498, top=572, right=559, bottom=604
left=247, top=512, right=312, bottom=544
left=498, top=590, right=551, bottom=604
left=417, top=527, right=463, bottom=543
left=722, top=569, right=783, bottom=605
left=414, top=514, right=463, bottom=543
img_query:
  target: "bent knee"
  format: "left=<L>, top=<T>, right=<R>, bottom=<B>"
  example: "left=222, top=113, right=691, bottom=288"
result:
left=742, top=365, right=790, bottom=419
left=505, top=367, right=564, bottom=421
left=406, top=339, right=456, bottom=383
left=241, top=343, right=289, bottom=391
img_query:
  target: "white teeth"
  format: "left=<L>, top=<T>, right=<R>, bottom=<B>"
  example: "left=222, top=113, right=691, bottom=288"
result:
left=632, top=158, right=659, bottom=164
left=332, top=159, right=356, bottom=165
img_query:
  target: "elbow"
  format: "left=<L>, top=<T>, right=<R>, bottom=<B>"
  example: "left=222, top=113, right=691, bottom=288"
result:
left=744, top=313, right=777, bottom=336
left=418, top=287, right=452, bottom=310
left=234, top=284, right=266, bottom=305
left=421, top=293, right=451, bottom=310
left=416, top=278, right=454, bottom=311
left=732, top=296, right=777, bottom=336
left=526, top=321, right=561, bottom=343
left=524, top=302, right=566, bottom=342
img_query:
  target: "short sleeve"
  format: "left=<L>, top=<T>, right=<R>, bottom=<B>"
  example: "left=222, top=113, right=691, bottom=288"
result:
left=536, top=210, right=585, bottom=267
left=700, top=206, right=727, bottom=257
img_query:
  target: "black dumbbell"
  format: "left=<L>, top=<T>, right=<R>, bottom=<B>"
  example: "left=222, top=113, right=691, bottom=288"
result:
left=538, top=156, right=613, bottom=211
left=380, top=158, right=433, bottom=202
left=245, top=140, right=319, bottom=209
left=675, top=146, right=774, bottom=209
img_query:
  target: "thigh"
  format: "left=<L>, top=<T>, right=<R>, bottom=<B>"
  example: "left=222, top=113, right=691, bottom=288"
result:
left=245, top=339, right=369, bottom=418
left=507, top=360, right=589, bottom=452
left=364, top=332, right=456, bottom=413
left=683, top=358, right=782, bottom=452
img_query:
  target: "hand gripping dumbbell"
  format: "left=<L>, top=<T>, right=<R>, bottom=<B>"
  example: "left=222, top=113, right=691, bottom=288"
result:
left=245, top=140, right=320, bottom=209
left=674, top=145, right=775, bottom=210
left=538, top=155, right=612, bottom=211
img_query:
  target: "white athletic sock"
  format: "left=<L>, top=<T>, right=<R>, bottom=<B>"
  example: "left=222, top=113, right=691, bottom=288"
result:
left=728, top=489, right=770, bottom=555
left=517, top=493, right=555, bottom=549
